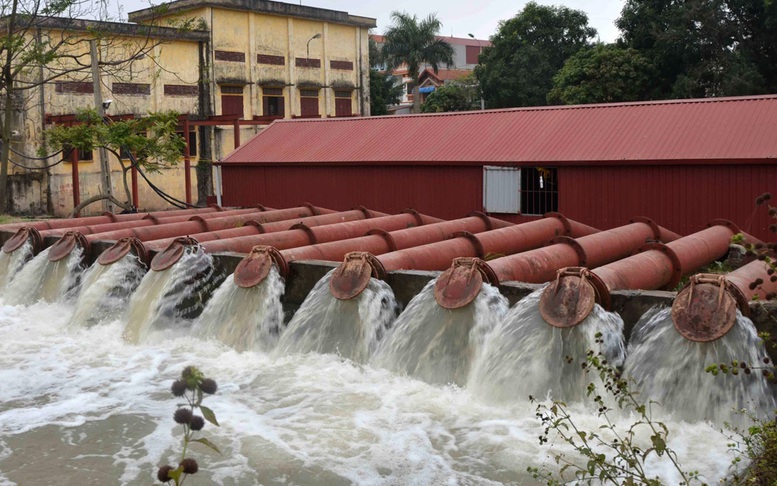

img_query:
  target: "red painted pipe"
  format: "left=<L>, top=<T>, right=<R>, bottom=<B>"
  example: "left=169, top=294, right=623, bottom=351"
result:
left=150, top=211, right=428, bottom=272
left=537, top=221, right=740, bottom=331
left=672, top=258, right=777, bottom=342
left=145, top=208, right=381, bottom=249
left=432, top=218, right=673, bottom=309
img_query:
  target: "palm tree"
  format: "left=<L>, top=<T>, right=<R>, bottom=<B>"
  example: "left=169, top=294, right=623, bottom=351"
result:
left=382, top=12, right=455, bottom=113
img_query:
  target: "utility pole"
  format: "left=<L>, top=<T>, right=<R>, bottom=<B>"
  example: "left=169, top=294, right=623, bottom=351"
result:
left=90, top=40, right=114, bottom=213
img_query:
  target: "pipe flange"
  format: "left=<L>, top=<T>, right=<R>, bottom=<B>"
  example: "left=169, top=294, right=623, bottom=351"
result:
left=254, top=204, right=267, bottom=211
left=2, top=226, right=43, bottom=255
left=365, top=229, right=397, bottom=252
left=211, top=204, right=225, bottom=211
left=244, top=220, right=267, bottom=233
left=671, top=273, right=746, bottom=342
left=352, top=205, right=374, bottom=218
left=637, top=242, right=683, bottom=289
left=289, top=223, right=317, bottom=245
left=187, top=215, right=210, bottom=232
left=630, top=216, right=662, bottom=242
left=543, top=212, right=572, bottom=235
left=101, top=211, right=119, bottom=222
left=549, top=235, right=588, bottom=267
left=466, top=211, right=495, bottom=230
left=434, top=257, right=499, bottom=309
left=302, top=202, right=319, bottom=215
left=97, top=237, right=149, bottom=267
left=401, top=208, right=425, bottom=227
left=142, top=214, right=163, bottom=224
left=233, top=245, right=288, bottom=288
left=449, top=231, right=485, bottom=259
left=329, top=252, right=387, bottom=300
left=48, top=231, right=90, bottom=262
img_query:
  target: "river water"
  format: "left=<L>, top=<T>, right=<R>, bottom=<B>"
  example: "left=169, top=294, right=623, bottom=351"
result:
left=0, top=294, right=748, bottom=485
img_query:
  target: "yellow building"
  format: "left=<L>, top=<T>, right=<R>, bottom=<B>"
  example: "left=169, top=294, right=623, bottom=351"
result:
left=8, top=1, right=375, bottom=216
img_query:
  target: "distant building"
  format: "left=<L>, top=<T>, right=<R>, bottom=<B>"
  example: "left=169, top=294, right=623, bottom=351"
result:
left=9, top=0, right=375, bottom=216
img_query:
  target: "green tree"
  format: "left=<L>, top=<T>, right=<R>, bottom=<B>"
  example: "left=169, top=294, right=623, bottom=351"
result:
left=420, top=76, right=480, bottom=113
left=547, top=44, right=656, bottom=104
left=474, top=2, right=596, bottom=108
left=382, top=11, right=454, bottom=113
left=616, top=0, right=771, bottom=98
left=368, top=35, right=402, bottom=116
left=45, top=109, right=185, bottom=214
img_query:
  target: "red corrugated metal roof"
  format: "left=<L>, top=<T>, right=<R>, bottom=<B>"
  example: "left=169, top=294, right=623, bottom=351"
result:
left=220, top=95, right=777, bottom=166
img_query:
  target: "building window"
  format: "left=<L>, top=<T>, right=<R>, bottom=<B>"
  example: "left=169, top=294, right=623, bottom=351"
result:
left=177, top=129, right=197, bottom=157
left=262, top=87, right=285, bottom=118
left=65, top=146, right=93, bottom=162
left=220, top=85, right=244, bottom=118
left=330, top=60, right=354, bottom=70
left=334, top=90, right=352, bottom=117
left=466, top=45, right=482, bottom=65
left=257, top=54, right=285, bottom=65
left=215, top=50, right=246, bottom=62
left=299, top=89, right=319, bottom=117
left=483, top=166, right=558, bottom=215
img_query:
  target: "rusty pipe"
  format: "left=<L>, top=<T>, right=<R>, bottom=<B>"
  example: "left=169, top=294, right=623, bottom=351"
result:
left=671, top=258, right=777, bottom=342
left=538, top=221, right=740, bottom=330
left=233, top=213, right=504, bottom=290
left=433, top=218, right=674, bottom=310
left=150, top=211, right=428, bottom=272
left=316, top=213, right=597, bottom=300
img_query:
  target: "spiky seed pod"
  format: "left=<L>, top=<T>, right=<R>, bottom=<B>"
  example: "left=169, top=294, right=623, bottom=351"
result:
left=190, top=415, right=205, bottom=431
left=157, top=465, right=174, bottom=482
left=174, top=407, right=193, bottom=425
left=180, top=458, right=199, bottom=474
left=200, top=378, right=218, bottom=395
left=182, top=366, right=201, bottom=390
left=171, top=380, right=187, bottom=397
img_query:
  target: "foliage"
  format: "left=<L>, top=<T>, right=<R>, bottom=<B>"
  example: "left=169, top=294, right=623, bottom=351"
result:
left=528, top=333, right=702, bottom=484
left=45, top=109, right=185, bottom=208
left=474, top=2, right=596, bottom=109
left=420, top=76, right=480, bottom=113
left=369, top=69, right=403, bottom=116
left=157, top=366, right=220, bottom=485
left=382, top=11, right=454, bottom=113
left=615, top=0, right=776, bottom=99
left=547, top=44, right=656, bottom=105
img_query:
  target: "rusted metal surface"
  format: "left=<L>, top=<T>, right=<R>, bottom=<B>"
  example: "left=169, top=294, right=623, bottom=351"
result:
left=433, top=258, right=499, bottom=310
left=48, top=232, right=90, bottom=262
left=2, top=227, right=43, bottom=254
left=233, top=246, right=288, bottom=288
left=150, top=237, right=200, bottom=271
left=329, top=252, right=387, bottom=300
left=97, top=237, right=149, bottom=266
left=672, top=259, right=777, bottom=342
left=538, top=268, right=610, bottom=328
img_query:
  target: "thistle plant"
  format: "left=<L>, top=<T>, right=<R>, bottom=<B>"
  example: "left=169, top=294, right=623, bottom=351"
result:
left=157, top=366, right=221, bottom=485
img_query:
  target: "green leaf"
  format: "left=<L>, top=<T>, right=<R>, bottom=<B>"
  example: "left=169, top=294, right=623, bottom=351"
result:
left=199, top=405, right=220, bottom=426
left=191, top=437, right=222, bottom=455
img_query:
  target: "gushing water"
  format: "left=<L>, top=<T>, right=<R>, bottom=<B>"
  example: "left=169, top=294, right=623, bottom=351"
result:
left=624, top=306, right=776, bottom=428
left=1, top=247, right=85, bottom=305
left=68, top=255, right=147, bottom=328
left=468, top=287, right=626, bottom=403
left=123, top=246, right=217, bottom=344
left=0, top=242, right=33, bottom=288
left=192, top=266, right=285, bottom=352
left=371, top=279, right=509, bottom=387
left=274, top=270, right=399, bottom=363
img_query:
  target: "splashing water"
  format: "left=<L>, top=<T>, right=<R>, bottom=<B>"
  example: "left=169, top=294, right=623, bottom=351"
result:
left=123, top=246, right=217, bottom=344
left=274, top=270, right=399, bottom=363
left=192, top=266, right=285, bottom=352
left=371, top=279, right=509, bottom=387
left=624, top=306, right=776, bottom=428
left=0, top=242, right=33, bottom=289
left=68, top=255, right=147, bottom=328
left=468, top=287, right=626, bottom=404
left=2, top=247, right=85, bottom=305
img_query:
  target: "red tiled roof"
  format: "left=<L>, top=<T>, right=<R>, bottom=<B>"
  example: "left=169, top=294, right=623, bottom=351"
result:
left=371, top=34, right=491, bottom=47
left=419, top=68, right=472, bottom=83
left=220, top=95, right=777, bottom=166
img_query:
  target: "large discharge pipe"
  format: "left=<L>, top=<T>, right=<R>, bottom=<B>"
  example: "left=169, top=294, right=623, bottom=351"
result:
left=433, top=218, right=679, bottom=309
left=148, top=211, right=435, bottom=272
left=537, top=221, right=747, bottom=332
left=671, top=258, right=777, bottom=342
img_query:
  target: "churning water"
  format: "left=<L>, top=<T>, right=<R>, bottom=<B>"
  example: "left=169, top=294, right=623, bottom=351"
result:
left=371, top=279, right=509, bottom=387
left=1, top=246, right=85, bottom=305
left=468, top=287, right=626, bottom=404
left=274, top=271, right=399, bottom=363
left=0, top=241, right=33, bottom=288
left=624, top=306, right=777, bottom=428
left=192, top=266, right=285, bottom=352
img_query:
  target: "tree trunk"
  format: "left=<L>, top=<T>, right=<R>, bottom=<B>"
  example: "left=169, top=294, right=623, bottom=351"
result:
left=412, top=85, right=421, bottom=114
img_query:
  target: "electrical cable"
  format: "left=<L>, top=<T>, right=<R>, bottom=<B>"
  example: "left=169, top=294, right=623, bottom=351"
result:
left=0, top=141, right=70, bottom=170
left=125, top=149, right=204, bottom=209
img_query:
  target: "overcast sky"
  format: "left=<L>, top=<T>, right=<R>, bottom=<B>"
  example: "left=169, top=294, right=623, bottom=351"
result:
left=118, top=0, right=626, bottom=43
